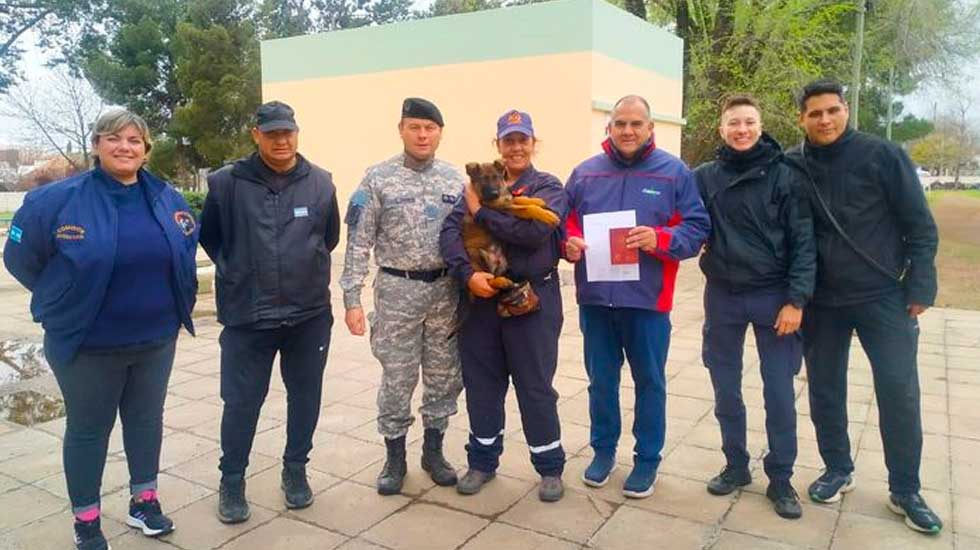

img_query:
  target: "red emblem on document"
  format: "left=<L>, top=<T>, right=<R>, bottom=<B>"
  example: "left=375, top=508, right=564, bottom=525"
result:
left=609, top=227, right=639, bottom=265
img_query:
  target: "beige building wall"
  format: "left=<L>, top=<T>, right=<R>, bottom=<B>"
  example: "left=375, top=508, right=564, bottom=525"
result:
left=263, top=51, right=595, bottom=208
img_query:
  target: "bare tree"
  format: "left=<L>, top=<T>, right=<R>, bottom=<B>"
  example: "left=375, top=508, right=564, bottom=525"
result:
left=0, top=68, right=104, bottom=170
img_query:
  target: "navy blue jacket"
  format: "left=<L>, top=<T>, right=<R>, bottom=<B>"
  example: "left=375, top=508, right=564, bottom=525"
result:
left=3, top=167, right=198, bottom=366
left=440, top=165, right=568, bottom=286
left=565, top=139, right=710, bottom=312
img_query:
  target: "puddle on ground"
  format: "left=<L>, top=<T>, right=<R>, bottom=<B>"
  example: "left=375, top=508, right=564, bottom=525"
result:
left=0, top=339, right=64, bottom=426
left=0, top=390, right=65, bottom=426
left=0, top=339, right=49, bottom=386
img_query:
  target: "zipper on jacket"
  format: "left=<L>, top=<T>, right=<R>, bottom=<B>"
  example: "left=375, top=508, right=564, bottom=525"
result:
left=273, top=191, right=285, bottom=319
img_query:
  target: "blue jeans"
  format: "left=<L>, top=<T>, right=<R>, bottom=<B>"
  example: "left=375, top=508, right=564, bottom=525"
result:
left=48, top=339, right=176, bottom=514
left=579, top=305, right=670, bottom=466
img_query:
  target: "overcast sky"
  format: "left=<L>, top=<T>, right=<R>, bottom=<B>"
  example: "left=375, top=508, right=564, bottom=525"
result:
left=2, top=20, right=978, bottom=147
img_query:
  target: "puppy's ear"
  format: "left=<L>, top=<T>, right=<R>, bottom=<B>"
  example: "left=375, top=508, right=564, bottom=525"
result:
left=465, top=162, right=481, bottom=178
left=492, top=159, right=506, bottom=175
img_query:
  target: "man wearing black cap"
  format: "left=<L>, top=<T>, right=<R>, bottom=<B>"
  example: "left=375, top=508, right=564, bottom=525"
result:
left=340, top=97, right=465, bottom=495
left=200, top=100, right=341, bottom=523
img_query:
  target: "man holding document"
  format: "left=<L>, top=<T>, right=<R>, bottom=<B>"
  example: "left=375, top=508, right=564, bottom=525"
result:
left=564, top=95, right=710, bottom=498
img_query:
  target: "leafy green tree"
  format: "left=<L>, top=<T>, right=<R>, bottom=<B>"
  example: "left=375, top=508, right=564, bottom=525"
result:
left=0, top=0, right=100, bottom=93
left=76, top=1, right=185, bottom=130
left=170, top=0, right=261, bottom=168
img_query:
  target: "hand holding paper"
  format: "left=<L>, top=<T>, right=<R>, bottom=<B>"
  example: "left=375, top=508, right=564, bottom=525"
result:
left=625, top=226, right=658, bottom=253
left=609, top=227, right=639, bottom=265
left=582, top=210, right=640, bottom=282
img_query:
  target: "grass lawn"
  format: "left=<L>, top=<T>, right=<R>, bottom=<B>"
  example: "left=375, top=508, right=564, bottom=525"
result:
left=928, top=190, right=980, bottom=310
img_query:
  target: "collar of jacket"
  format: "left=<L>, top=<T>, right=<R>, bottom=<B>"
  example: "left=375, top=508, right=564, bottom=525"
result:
left=507, top=164, right=539, bottom=195
left=92, top=161, right=168, bottom=199
left=804, top=126, right=856, bottom=159
left=601, top=136, right=656, bottom=167
left=716, top=132, right=782, bottom=172
left=232, top=152, right=311, bottom=185
left=402, top=152, right=435, bottom=172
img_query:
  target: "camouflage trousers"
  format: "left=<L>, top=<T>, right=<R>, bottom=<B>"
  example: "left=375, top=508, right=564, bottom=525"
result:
left=370, top=271, right=462, bottom=439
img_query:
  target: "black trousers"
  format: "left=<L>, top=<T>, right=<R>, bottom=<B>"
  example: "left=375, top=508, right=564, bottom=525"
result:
left=803, top=291, right=922, bottom=494
left=218, top=311, right=333, bottom=479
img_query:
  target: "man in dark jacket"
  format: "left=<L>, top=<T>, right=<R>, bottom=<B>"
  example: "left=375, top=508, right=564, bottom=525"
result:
left=199, top=101, right=341, bottom=523
left=784, top=79, right=941, bottom=534
left=695, top=94, right=815, bottom=520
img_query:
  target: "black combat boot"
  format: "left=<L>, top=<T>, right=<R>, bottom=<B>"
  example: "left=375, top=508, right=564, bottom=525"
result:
left=420, top=428, right=458, bottom=486
left=377, top=436, right=407, bottom=495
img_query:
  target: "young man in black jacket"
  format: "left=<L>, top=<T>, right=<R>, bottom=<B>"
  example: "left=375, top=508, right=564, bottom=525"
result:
left=696, top=94, right=815, bottom=519
left=199, top=101, right=341, bottom=523
left=784, top=80, right=942, bottom=534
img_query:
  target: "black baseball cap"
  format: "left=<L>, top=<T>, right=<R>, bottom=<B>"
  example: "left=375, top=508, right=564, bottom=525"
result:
left=256, top=101, right=299, bottom=132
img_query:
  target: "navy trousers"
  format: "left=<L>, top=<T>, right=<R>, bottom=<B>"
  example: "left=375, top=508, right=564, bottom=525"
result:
left=218, top=311, right=333, bottom=479
left=579, top=305, right=670, bottom=466
left=459, top=277, right=565, bottom=477
left=701, top=283, right=801, bottom=482
left=803, top=291, right=922, bottom=494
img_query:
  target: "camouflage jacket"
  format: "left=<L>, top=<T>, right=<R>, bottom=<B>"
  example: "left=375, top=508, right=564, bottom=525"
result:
left=340, top=153, right=465, bottom=309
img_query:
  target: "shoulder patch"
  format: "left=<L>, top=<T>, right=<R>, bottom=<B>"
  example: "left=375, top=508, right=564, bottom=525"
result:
left=174, top=211, right=196, bottom=236
left=349, top=189, right=369, bottom=208
left=9, top=225, right=22, bottom=243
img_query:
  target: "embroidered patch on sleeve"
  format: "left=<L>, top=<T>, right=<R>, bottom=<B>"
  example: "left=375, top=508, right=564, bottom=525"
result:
left=9, top=225, right=22, bottom=243
left=174, top=211, right=196, bottom=236
left=346, top=189, right=369, bottom=226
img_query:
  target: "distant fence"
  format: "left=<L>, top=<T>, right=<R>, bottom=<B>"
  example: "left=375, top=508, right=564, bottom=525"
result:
left=921, top=176, right=980, bottom=190
left=0, top=193, right=25, bottom=214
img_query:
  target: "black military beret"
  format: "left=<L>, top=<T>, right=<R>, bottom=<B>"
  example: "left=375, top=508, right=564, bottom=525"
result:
left=401, top=97, right=444, bottom=127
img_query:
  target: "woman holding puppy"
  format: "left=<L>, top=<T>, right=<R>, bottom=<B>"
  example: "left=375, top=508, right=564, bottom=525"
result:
left=439, top=110, right=568, bottom=501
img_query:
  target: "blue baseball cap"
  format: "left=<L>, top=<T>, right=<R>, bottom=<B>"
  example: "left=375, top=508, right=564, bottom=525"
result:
left=496, top=110, right=534, bottom=139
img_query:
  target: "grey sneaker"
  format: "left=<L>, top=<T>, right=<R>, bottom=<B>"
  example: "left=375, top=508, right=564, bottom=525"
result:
left=538, top=476, right=564, bottom=502
left=456, top=469, right=495, bottom=495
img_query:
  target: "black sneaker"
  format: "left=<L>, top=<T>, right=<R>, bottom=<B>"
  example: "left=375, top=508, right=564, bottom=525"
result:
left=281, top=464, right=314, bottom=509
left=127, top=496, right=175, bottom=536
left=807, top=470, right=855, bottom=503
left=706, top=465, right=751, bottom=496
left=888, top=493, right=943, bottom=534
left=766, top=481, right=803, bottom=519
left=217, top=477, right=250, bottom=524
left=73, top=517, right=110, bottom=550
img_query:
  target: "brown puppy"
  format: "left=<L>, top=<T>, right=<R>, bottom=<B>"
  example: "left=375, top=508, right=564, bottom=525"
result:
left=463, top=160, right=560, bottom=317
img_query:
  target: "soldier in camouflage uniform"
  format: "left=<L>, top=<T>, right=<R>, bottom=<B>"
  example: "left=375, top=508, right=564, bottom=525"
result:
left=340, top=98, right=464, bottom=495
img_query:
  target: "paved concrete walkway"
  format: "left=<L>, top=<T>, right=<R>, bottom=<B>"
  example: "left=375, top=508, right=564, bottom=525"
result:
left=1, top=264, right=979, bottom=550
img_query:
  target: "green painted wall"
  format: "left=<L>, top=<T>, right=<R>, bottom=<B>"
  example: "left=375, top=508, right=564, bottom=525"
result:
left=261, top=0, right=682, bottom=83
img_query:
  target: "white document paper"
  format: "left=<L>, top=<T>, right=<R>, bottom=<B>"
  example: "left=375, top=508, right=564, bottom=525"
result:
left=583, top=210, right=640, bottom=282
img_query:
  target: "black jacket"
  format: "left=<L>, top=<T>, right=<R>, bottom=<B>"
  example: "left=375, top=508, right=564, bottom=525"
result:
left=784, top=129, right=938, bottom=307
left=200, top=153, right=340, bottom=327
left=695, top=134, right=816, bottom=307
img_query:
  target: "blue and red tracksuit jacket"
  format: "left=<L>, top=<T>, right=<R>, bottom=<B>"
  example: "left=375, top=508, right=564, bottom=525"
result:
left=564, top=138, right=710, bottom=312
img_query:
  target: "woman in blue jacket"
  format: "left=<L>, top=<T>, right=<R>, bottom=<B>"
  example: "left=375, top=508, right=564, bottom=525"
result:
left=4, top=110, right=198, bottom=550
left=440, top=110, right=568, bottom=502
